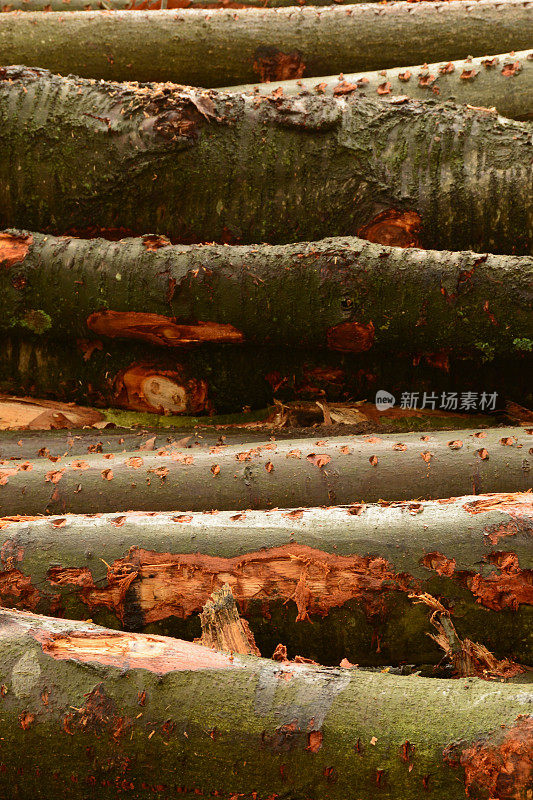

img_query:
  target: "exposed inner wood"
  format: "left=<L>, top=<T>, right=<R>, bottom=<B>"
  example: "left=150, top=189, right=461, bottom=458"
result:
left=196, top=583, right=261, bottom=655
left=113, top=363, right=209, bottom=414
left=0, top=395, right=104, bottom=430
left=357, top=209, right=423, bottom=248
left=444, top=716, right=533, bottom=799
left=0, top=231, right=32, bottom=269
left=87, top=311, right=245, bottom=347
left=33, top=628, right=239, bottom=673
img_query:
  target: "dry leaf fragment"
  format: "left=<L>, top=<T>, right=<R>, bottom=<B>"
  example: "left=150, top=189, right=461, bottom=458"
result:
left=307, top=453, right=331, bottom=468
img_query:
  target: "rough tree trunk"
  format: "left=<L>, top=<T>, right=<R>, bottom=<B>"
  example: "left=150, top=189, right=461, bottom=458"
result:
left=0, top=69, right=531, bottom=254
left=2, top=336, right=531, bottom=419
left=0, top=494, right=531, bottom=665
left=0, top=2, right=531, bottom=86
left=2, top=231, right=532, bottom=357
left=0, top=427, right=530, bottom=516
left=231, top=50, right=533, bottom=122
left=0, top=608, right=531, bottom=800
left=0, top=0, right=492, bottom=11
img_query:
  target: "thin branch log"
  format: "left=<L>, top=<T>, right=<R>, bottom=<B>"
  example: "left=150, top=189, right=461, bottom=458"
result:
left=0, top=427, right=530, bottom=516
left=0, top=2, right=531, bottom=85
left=230, top=50, right=533, bottom=121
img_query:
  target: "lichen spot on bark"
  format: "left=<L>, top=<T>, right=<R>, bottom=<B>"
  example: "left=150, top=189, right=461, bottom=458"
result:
left=327, top=320, right=374, bottom=353
left=33, top=629, right=239, bottom=674
left=443, top=715, right=533, bottom=800
left=358, top=210, right=422, bottom=248
left=0, top=232, right=32, bottom=269
left=253, top=46, right=305, bottom=82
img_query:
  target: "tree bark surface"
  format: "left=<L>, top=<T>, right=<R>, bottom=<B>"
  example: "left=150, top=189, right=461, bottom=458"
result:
left=0, top=494, right=531, bottom=665
left=0, top=73, right=533, bottom=254
left=0, top=69, right=531, bottom=253
left=2, top=230, right=532, bottom=357
left=0, top=0, right=493, bottom=10
left=231, top=50, right=533, bottom=121
left=0, top=427, right=530, bottom=515
left=0, top=608, right=531, bottom=800
left=3, top=336, right=530, bottom=420
left=0, top=2, right=531, bottom=86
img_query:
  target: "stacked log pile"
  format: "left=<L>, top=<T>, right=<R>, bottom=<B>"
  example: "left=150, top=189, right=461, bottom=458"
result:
left=0, top=0, right=531, bottom=796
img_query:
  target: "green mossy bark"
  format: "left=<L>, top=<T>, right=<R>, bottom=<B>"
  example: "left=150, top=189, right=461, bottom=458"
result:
left=0, top=2, right=531, bottom=86
left=2, top=231, right=532, bottom=355
left=1, top=497, right=531, bottom=665
left=0, top=608, right=531, bottom=800
left=0, top=69, right=531, bottom=253
left=230, top=50, right=533, bottom=122
left=0, top=427, right=530, bottom=515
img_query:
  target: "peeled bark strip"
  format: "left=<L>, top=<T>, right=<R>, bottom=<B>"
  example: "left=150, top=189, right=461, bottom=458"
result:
left=0, top=608, right=531, bottom=800
left=0, top=427, right=530, bottom=516
left=231, top=50, right=533, bottom=122
left=0, top=70, right=532, bottom=253
left=411, top=592, right=525, bottom=679
left=0, top=494, right=531, bottom=665
left=0, top=2, right=531, bottom=87
left=2, top=232, right=532, bottom=356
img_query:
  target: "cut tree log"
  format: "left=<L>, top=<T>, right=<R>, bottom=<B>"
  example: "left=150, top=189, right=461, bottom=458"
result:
left=3, top=334, right=531, bottom=420
left=0, top=493, right=531, bottom=666
left=0, top=69, right=531, bottom=253
left=0, top=608, right=531, bottom=800
left=0, top=1, right=531, bottom=86
left=0, top=427, right=530, bottom=515
left=230, top=50, right=533, bottom=121
left=0, top=0, right=493, bottom=11
left=2, top=231, right=532, bottom=357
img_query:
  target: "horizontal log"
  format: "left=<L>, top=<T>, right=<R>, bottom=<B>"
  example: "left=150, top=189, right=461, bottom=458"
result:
left=2, top=231, right=532, bottom=356
left=0, top=0, right=490, bottom=11
left=230, top=50, right=533, bottom=121
left=0, top=2, right=531, bottom=86
left=0, top=426, right=530, bottom=515
left=0, top=70, right=532, bottom=253
left=0, top=493, right=531, bottom=665
left=3, top=334, right=531, bottom=422
left=0, top=608, right=531, bottom=800
left=0, top=394, right=509, bottom=458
